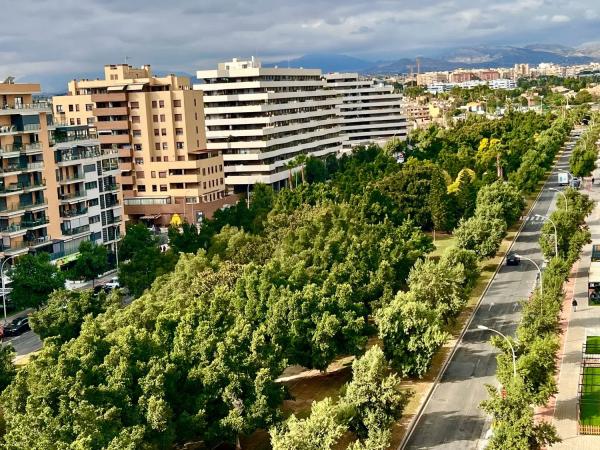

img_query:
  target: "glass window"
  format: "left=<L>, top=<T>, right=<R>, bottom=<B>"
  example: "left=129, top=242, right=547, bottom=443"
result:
left=151, top=100, right=157, bottom=108
left=138, top=185, right=146, bottom=192
left=173, top=100, right=182, bottom=107
left=83, top=164, right=96, bottom=173
left=159, top=100, right=165, bottom=108
left=85, top=181, right=98, bottom=190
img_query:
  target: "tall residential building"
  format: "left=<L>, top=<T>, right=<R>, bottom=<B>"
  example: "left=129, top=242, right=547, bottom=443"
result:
left=50, top=124, right=123, bottom=259
left=53, top=64, right=227, bottom=226
left=323, top=73, right=407, bottom=150
left=195, top=58, right=343, bottom=191
left=0, top=80, right=54, bottom=258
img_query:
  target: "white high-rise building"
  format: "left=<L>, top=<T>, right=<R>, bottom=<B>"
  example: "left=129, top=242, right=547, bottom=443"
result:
left=323, top=73, right=407, bottom=150
left=195, top=58, right=343, bottom=190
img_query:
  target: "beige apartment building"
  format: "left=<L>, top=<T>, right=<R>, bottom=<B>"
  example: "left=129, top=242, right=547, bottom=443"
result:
left=53, top=64, right=228, bottom=226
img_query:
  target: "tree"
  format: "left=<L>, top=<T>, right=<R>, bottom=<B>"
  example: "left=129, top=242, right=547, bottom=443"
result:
left=407, top=257, right=467, bottom=321
left=341, top=346, right=411, bottom=439
left=475, top=181, right=524, bottom=226
left=168, top=222, right=202, bottom=254
left=119, top=223, right=158, bottom=261
left=454, top=214, right=506, bottom=259
left=0, top=345, right=15, bottom=392
left=118, top=246, right=177, bottom=298
left=440, top=246, right=480, bottom=290
left=270, top=398, right=347, bottom=450
left=376, top=291, right=448, bottom=377
left=29, top=289, right=120, bottom=343
left=304, top=156, right=328, bottom=184
left=71, top=241, right=109, bottom=286
left=8, top=253, right=65, bottom=310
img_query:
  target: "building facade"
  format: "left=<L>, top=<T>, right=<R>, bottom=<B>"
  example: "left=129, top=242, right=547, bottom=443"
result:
left=323, top=73, right=407, bottom=149
left=196, top=58, right=343, bottom=190
left=53, top=64, right=228, bottom=226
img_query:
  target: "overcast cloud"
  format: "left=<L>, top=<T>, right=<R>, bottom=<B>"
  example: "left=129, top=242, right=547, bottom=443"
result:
left=1, top=0, right=599, bottom=90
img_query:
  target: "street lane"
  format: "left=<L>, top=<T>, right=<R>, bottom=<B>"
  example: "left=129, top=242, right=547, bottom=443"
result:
left=404, top=128, right=582, bottom=450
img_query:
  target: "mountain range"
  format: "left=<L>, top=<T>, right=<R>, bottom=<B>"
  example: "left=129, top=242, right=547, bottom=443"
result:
left=267, top=44, right=600, bottom=75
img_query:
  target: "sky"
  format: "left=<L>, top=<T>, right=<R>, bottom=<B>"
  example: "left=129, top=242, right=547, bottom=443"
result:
left=1, top=0, right=599, bottom=91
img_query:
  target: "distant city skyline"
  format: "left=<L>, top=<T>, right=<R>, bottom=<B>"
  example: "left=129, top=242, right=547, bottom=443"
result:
left=2, top=0, right=600, bottom=90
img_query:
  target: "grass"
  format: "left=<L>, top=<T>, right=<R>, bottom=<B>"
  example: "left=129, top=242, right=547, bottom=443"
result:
left=580, top=366, right=600, bottom=426
left=428, top=232, right=457, bottom=259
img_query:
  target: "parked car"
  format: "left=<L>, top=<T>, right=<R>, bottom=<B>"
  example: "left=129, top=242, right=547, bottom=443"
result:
left=570, top=177, right=582, bottom=189
left=506, top=253, right=520, bottom=266
left=3, top=316, right=30, bottom=337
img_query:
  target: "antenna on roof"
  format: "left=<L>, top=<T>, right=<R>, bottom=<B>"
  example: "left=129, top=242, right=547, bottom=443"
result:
left=125, top=56, right=131, bottom=65
left=2, top=76, right=15, bottom=84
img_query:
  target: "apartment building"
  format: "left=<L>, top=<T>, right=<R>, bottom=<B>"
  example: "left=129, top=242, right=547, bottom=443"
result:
left=51, top=124, right=123, bottom=258
left=450, top=71, right=476, bottom=83
left=195, top=58, right=343, bottom=190
left=323, top=73, right=407, bottom=149
left=416, top=71, right=449, bottom=86
left=0, top=80, right=54, bottom=259
left=53, top=64, right=227, bottom=226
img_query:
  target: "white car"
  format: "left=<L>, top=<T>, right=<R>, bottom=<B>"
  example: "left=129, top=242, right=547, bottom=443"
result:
left=104, top=277, right=120, bottom=291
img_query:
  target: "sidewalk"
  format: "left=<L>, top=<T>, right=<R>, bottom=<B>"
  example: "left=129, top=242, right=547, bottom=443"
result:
left=551, top=176, right=600, bottom=449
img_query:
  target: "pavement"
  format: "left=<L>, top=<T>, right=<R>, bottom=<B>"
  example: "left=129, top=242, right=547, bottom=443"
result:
left=403, top=128, right=583, bottom=450
left=550, top=155, right=600, bottom=448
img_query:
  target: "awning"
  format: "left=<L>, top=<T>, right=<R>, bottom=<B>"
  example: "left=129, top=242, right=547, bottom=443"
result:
left=106, top=85, right=126, bottom=92
left=126, top=84, right=146, bottom=91
left=140, top=214, right=162, bottom=220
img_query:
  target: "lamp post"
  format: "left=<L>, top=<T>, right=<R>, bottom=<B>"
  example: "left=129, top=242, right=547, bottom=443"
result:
left=514, top=253, right=543, bottom=296
left=549, top=187, right=568, bottom=212
left=477, top=325, right=517, bottom=378
left=1, top=255, right=17, bottom=324
left=535, top=214, right=559, bottom=257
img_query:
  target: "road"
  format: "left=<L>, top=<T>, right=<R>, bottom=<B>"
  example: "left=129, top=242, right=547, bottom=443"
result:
left=403, top=128, right=583, bottom=450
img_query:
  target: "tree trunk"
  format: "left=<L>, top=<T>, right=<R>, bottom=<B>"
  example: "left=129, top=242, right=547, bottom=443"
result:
left=288, top=169, right=293, bottom=190
left=496, top=154, right=503, bottom=179
left=301, top=167, right=306, bottom=184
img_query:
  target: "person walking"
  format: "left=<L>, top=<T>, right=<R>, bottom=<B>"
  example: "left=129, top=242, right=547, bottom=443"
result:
left=572, top=298, right=578, bottom=312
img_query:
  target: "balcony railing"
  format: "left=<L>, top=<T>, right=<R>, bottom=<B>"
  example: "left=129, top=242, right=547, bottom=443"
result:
left=51, top=134, right=97, bottom=145
left=1, top=103, right=51, bottom=112
left=0, top=224, right=23, bottom=233
left=0, top=126, right=16, bottom=135
left=105, top=216, right=122, bottom=225
left=25, top=162, right=44, bottom=170
left=23, top=180, right=46, bottom=191
left=22, top=124, right=41, bottom=132
left=24, top=235, right=52, bottom=247
left=102, top=183, right=120, bottom=192
left=0, top=183, right=25, bottom=193
left=62, top=225, right=90, bottom=235
left=58, top=174, right=85, bottom=183
left=2, top=242, right=28, bottom=255
left=59, top=190, right=87, bottom=201
left=22, top=200, right=47, bottom=210
left=21, top=218, right=49, bottom=228
left=61, top=208, right=88, bottom=218
left=0, top=203, right=25, bottom=214
left=0, top=164, right=25, bottom=174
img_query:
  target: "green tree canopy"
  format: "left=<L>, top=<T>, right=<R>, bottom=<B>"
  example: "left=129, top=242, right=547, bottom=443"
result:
left=71, top=241, right=109, bottom=284
left=8, top=253, right=65, bottom=310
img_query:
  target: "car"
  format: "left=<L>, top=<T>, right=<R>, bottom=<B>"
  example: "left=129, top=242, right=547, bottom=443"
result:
left=506, top=253, right=520, bottom=266
left=570, top=177, right=582, bottom=189
left=2, top=316, right=30, bottom=337
left=104, top=277, right=120, bottom=292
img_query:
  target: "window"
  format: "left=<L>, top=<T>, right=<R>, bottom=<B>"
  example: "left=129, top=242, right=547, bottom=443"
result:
left=135, top=158, right=144, bottom=165
left=162, top=142, right=168, bottom=150
left=159, top=100, right=165, bottom=108
left=131, top=116, right=140, bottom=123
left=195, top=112, right=197, bottom=120
left=76, top=118, right=81, bottom=125
left=87, top=117, right=95, bottom=125
left=56, top=105, right=63, bottom=113
left=155, top=143, right=160, bottom=151
left=202, top=168, right=206, bottom=176
left=154, top=129, right=159, bottom=136
left=177, top=156, right=185, bottom=161
left=85, top=181, right=98, bottom=190
left=68, top=105, right=74, bottom=112
left=151, top=171, right=156, bottom=178
left=152, top=185, right=157, bottom=192
left=89, top=215, right=101, bottom=224
left=194, top=99, right=197, bottom=107
left=173, top=100, right=182, bottom=107
left=160, top=184, right=167, bottom=192
left=160, top=114, right=166, bottom=122
left=175, top=128, right=183, bottom=135
left=132, top=130, right=142, bottom=137
left=220, top=178, right=224, bottom=185
left=134, top=144, right=142, bottom=151
left=135, top=171, right=145, bottom=178
left=176, top=142, right=184, bottom=149
left=138, top=185, right=146, bottom=192
left=163, top=156, right=168, bottom=162
left=174, top=114, right=182, bottom=121
left=69, top=118, right=75, bottom=125
left=85, top=104, right=93, bottom=111
left=203, top=182, right=206, bottom=189
left=195, top=126, right=198, bottom=133
left=88, top=198, right=99, bottom=207
left=219, top=164, right=223, bottom=171
left=130, top=101, right=139, bottom=109
left=159, top=171, right=166, bottom=178
left=84, top=164, right=96, bottom=173
left=153, top=115, right=158, bottom=123
left=161, top=129, right=167, bottom=136
left=152, top=100, right=157, bottom=108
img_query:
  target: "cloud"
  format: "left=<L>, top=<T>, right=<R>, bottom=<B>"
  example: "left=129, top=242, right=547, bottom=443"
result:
left=0, top=0, right=598, bottom=91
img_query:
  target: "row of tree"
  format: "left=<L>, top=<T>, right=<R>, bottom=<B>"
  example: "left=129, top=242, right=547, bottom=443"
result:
left=570, top=116, right=600, bottom=177
left=482, top=188, right=594, bottom=449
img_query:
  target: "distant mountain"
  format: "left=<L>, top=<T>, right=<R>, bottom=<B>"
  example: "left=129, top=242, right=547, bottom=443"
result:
left=265, top=53, right=374, bottom=73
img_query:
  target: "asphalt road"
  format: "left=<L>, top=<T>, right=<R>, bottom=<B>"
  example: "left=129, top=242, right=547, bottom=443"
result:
left=403, top=128, right=583, bottom=450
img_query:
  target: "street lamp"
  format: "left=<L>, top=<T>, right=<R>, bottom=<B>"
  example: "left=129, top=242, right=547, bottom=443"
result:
left=477, top=325, right=517, bottom=378
left=535, top=214, right=559, bottom=258
left=1, top=255, right=17, bottom=324
left=549, top=188, right=568, bottom=212
left=514, top=253, right=543, bottom=296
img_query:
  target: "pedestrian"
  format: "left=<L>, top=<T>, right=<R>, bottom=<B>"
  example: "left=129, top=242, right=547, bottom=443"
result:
left=592, top=176, right=595, bottom=185
left=572, top=298, right=578, bottom=312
